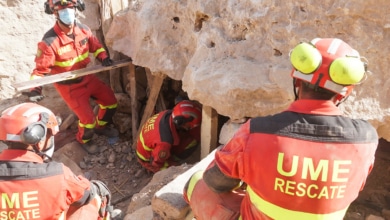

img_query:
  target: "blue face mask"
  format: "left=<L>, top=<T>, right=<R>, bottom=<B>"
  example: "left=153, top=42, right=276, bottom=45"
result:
left=58, top=8, right=75, bottom=25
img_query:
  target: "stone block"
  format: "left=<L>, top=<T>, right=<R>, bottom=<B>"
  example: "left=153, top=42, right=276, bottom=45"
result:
left=152, top=149, right=217, bottom=219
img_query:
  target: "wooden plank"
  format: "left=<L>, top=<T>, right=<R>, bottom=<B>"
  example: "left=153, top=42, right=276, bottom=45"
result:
left=109, top=53, right=124, bottom=93
left=200, top=106, right=218, bottom=159
left=13, top=59, right=132, bottom=91
left=145, top=68, right=154, bottom=86
left=128, top=63, right=139, bottom=144
left=155, top=93, right=167, bottom=112
left=132, top=73, right=166, bottom=149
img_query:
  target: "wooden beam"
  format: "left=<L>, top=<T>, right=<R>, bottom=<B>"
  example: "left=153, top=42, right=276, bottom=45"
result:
left=128, top=63, right=139, bottom=144
left=200, top=106, right=218, bottom=159
left=109, top=53, right=124, bottom=93
left=155, top=93, right=167, bottom=112
left=13, top=59, right=132, bottom=91
left=132, top=72, right=166, bottom=149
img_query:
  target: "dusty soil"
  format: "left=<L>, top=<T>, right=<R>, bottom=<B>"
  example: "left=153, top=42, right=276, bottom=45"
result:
left=54, top=128, right=155, bottom=214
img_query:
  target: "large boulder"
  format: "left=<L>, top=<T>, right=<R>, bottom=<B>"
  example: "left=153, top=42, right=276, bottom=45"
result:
left=1, top=0, right=390, bottom=141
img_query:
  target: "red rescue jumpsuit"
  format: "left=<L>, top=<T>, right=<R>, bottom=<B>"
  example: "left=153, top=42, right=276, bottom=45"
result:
left=136, top=110, right=200, bottom=173
left=31, top=21, right=117, bottom=143
left=185, top=99, right=378, bottom=220
left=0, top=149, right=100, bottom=219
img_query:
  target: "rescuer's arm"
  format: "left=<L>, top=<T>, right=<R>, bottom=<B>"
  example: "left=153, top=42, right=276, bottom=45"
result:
left=203, top=161, right=241, bottom=193
left=203, top=121, right=251, bottom=193
left=85, top=26, right=112, bottom=66
left=150, top=142, right=172, bottom=171
left=23, top=41, right=55, bottom=102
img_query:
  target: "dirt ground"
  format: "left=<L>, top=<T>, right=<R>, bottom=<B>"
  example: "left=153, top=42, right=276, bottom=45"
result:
left=54, top=129, right=155, bottom=214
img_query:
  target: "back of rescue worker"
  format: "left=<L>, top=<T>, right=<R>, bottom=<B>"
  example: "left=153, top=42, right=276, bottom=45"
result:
left=184, top=38, right=378, bottom=220
left=221, top=106, right=377, bottom=219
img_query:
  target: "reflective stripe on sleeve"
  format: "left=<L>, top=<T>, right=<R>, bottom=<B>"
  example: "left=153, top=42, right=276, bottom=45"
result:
left=186, top=170, right=204, bottom=202
left=160, top=161, right=170, bottom=170
left=246, top=186, right=348, bottom=220
left=185, top=139, right=198, bottom=149
left=94, top=48, right=106, bottom=57
left=136, top=150, right=149, bottom=161
left=139, top=133, right=152, bottom=151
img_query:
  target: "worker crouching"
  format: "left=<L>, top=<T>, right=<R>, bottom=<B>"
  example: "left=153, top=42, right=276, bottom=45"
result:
left=136, top=100, right=202, bottom=173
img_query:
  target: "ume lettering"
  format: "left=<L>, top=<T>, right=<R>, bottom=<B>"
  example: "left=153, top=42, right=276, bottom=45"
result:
left=274, top=152, right=351, bottom=199
left=0, top=191, right=40, bottom=219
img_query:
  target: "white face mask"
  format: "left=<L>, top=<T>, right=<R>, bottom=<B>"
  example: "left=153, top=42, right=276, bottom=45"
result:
left=58, top=8, right=75, bottom=25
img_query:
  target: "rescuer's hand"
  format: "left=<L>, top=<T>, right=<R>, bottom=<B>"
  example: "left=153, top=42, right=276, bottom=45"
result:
left=22, top=87, right=44, bottom=102
left=102, top=57, right=113, bottom=66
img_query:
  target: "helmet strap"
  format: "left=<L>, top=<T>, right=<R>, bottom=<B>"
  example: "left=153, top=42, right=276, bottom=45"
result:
left=292, top=78, right=300, bottom=100
left=335, top=94, right=349, bottom=107
left=32, top=136, right=54, bottom=162
left=312, top=73, right=324, bottom=92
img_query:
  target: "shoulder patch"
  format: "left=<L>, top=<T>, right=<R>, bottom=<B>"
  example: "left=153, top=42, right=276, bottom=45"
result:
left=36, top=49, right=42, bottom=58
left=158, top=150, right=168, bottom=159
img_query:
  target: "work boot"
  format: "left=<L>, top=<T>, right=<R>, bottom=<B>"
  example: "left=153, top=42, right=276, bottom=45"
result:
left=94, top=126, right=119, bottom=138
left=81, top=140, right=99, bottom=154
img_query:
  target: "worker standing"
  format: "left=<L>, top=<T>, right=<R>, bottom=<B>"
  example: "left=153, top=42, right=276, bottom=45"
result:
left=0, top=103, right=121, bottom=219
left=23, top=0, right=118, bottom=151
left=136, top=100, right=202, bottom=173
left=184, top=38, right=378, bottom=220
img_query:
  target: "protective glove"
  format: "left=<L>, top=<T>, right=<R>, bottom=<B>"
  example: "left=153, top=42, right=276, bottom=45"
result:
left=102, top=57, right=113, bottom=66
left=22, top=87, right=44, bottom=102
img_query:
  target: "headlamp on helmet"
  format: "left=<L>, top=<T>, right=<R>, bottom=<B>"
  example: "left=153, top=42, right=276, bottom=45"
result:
left=290, top=38, right=368, bottom=99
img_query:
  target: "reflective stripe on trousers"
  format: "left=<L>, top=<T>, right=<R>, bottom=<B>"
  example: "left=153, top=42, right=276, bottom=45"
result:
left=246, top=186, right=348, bottom=220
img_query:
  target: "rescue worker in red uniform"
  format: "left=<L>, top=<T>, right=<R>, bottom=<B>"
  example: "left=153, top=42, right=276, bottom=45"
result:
left=0, top=103, right=121, bottom=220
left=23, top=0, right=118, bottom=149
left=184, top=38, right=378, bottom=220
left=136, top=100, right=202, bottom=173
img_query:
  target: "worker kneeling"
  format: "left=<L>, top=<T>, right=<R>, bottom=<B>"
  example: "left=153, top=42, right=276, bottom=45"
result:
left=0, top=103, right=121, bottom=220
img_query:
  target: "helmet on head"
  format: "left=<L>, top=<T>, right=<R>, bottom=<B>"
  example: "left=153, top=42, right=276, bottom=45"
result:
left=45, top=0, right=85, bottom=14
left=290, top=38, right=368, bottom=101
left=0, top=103, right=59, bottom=150
left=172, top=100, right=202, bottom=130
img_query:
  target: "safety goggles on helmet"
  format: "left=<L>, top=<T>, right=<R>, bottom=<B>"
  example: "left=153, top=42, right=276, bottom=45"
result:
left=290, top=38, right=368, bottom=98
